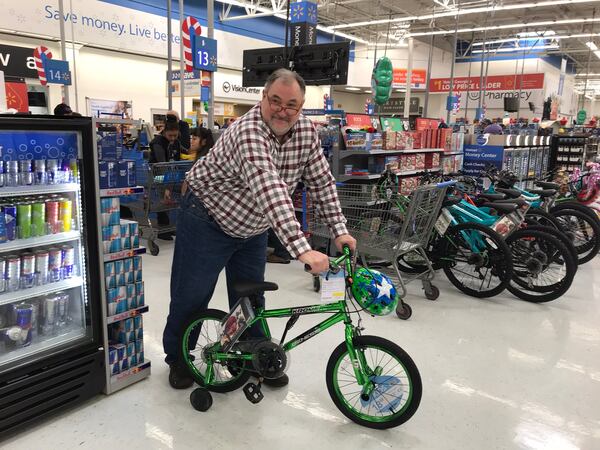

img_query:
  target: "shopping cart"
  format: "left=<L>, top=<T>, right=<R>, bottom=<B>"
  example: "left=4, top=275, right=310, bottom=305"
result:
left=307, top=181, right=453, bottom=319
left=125, top=160, right=194, bottom=256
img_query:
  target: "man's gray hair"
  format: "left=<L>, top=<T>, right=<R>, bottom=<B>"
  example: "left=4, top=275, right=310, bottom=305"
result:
left=264, top=68, right=306, bottom=96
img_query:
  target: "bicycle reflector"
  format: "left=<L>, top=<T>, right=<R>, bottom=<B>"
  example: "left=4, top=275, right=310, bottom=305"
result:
left=351, top=268, right=398, bottom=316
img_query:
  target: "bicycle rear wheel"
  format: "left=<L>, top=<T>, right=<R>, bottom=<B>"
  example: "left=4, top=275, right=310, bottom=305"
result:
left=552, top=208, right=600, bottom=264
left=506, top=229, right=576, bottom=303
left=440, top=223, right=513, bottom=298
left=326, top=335, right=422, bottom=429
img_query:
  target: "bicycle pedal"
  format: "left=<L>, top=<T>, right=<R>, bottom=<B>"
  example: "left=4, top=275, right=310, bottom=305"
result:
left=243, top=382, right=264, bottom=404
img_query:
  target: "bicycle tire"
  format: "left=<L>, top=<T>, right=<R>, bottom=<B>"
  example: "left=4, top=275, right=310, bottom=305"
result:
left=524, top=224, right=578, bottom=270
left=551, top=201, right=600, bottom=227
left=440, top=222, right=513, bottom=298
left=506, top=229, right=576, bottom=302
left=551, top=208, right=600, bottom=264
left=525, top=208, right=561, bottom=230
left=179, top=308, right=251, bottom=393
left=326, top=335, right=422, bottom=429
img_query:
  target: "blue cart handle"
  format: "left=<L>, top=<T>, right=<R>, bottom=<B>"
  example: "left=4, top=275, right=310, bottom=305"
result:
left=436, top=180, right=456, bottom=188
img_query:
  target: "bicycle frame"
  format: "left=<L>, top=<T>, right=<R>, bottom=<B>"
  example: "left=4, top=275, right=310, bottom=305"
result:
left=203, top=248, right=372, bottom=388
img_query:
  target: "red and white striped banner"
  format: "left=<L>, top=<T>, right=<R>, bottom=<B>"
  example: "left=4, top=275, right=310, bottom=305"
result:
left=182, top=17, right=202, bottom=72
left=33, top=46, right=53, bottom=86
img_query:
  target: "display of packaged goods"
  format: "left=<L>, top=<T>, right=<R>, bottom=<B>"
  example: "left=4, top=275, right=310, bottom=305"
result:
left=439, top=129, right=453, bottom=150
left=409, top=131, right=422, bottom=149
left=384, top=156, right=400, bottom=171
left=0, top=159, right=77, bottom=189
left=425, top=153, right=441, bottom=169
left=345, top=132, right=367, bottom=149
left=399, top=177, right=418, bottom=195
left=117, top=160, right=137, bottom=188
left=396, top=132, right=411, bottom=150
left=400, top=154, right=416, bottom=172
left=0, top=290, right=76, bottom=352
left=414, top=153, right=426, bottom=170
left=366, top=133, right=382, bottom=150
left=451, top=132, right=465, bottom=152
left=382, top=131, right=397, bottom=150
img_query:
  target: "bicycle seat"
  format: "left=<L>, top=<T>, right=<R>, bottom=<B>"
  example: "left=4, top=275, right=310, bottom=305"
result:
left=527, top=188, right=557, bottom=198
left=233, top=280, right=279, bottom=298
left=535, top=181, right=560, bottom=190
left=482, top=202, right=518, bottom=214
left=478, top=193, right=506, bottom=201
left=495, top=187, right=522, bottom=199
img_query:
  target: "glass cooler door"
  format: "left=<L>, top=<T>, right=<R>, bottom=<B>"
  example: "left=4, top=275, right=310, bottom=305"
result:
left=0, top=128, right=95, bottom=374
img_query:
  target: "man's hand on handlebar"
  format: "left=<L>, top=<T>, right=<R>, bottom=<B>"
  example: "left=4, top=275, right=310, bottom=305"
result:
left=299, top=250, right=330, bottom=274
left=334, top=234, right=356, bottom=253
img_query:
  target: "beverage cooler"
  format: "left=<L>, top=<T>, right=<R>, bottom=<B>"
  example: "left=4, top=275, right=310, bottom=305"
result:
left=0, top=116, right=104, bottom=435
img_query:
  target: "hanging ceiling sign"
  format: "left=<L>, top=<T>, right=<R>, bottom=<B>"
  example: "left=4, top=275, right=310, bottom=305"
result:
left=429, top=73, right=545, bottom=92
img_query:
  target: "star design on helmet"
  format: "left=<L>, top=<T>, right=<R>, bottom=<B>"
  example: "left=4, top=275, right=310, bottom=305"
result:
left=377, top=277, right=393, bottom=301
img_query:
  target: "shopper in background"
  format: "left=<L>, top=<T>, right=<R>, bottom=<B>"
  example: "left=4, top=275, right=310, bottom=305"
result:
left=221, top=118, right=230, bottom=129
left=484, top=119, right=503, bottom=135
left=163, top=68, right=356, bottom=389
left=180, top=127, right=215, bottom=161
left=166, top=109, right=191, bottom=151
left=54, top=103, right=73, bottom=116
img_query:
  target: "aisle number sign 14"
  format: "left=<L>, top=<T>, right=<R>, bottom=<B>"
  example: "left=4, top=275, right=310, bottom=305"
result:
left=45, top=59, right=72, bottom=85
left=193, top=36, right=217, bottom=72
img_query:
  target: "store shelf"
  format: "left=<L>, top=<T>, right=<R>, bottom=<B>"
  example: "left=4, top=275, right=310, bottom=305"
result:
left=100, top=186, right=144, bottom=198
left=0, top=231, right=81, bottom=254
left=103, top=246, right=146, bottom=262
left=339, top=148, right=444, bottom=158
left=0, top=277, right=84, bottom=307
left=109, top=361, right=151, bottom=391
left=338, top=174, right=381, bottom=181
left=107, top=305, right=149, bottom=325
left=394, top=166, right=442, bottom=176
left=0, top=183, right=80, bottom=198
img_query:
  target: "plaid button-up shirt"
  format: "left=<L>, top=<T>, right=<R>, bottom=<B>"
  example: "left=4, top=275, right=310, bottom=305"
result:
left=186, top=103, right=347, bottom=258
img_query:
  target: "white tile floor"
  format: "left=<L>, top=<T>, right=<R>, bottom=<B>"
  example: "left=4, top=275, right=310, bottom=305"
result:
left=4, top=240, right=600, bottom=449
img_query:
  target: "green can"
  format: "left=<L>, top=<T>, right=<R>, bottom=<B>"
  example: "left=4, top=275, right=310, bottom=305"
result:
left=31, top=200, right=46, bottom=236
left=17, top=202, right=32, bottom=239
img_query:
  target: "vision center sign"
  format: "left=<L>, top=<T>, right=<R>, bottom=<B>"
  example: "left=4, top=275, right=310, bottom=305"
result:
left=215, top=73, right=261, bottom=101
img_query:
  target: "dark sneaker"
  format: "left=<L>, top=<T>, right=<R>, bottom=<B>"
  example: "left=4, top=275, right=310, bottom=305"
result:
left=267, top=254, right=291, bottom=264
left=262, top=374, right=289, bottom=388
left=168, top=363, right=194, bottom=389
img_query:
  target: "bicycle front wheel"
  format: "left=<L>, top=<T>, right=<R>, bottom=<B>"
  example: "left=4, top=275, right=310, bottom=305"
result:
left=326, top=335, right=422, bottom=429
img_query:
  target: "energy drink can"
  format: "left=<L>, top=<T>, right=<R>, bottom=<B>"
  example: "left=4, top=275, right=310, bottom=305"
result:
left=46, top=159, right=59, bottom=184
left=129, top=354, right=137, bottom=368
left=121, top=357, right=129, bottom=372
left=17, top=202, right=32, bottom=239
left=134, top=339, right=143, bottom=355
left=123, top=318, right=133, bottom=332
left=35, top=250, right=49, bottom=285
left=114, top=343, right=126, bottom=361
left=34, top=159, right=47, bottom=185
left=59, top=199, right=72, bottom=232
left=61, top=245, right=75, bottom=279
left=6, top=160, right=19, bottom=187
left=19, top=160, right=33, bottom=186
left=61, top=159, right=72, bottom=183
left=42, top=295, right=59, bottom=335
left=6, top=254, right=20, bottom=291
left=69, top=159, right=78, bottom=180
left=111, top=362, right=121, bottom=376
left=3, top=205, right=17, bottom=241
left=31, top=200, right=46, bottom=236
left=132, top=256, right=142, bottom=271
left=0, top=160, right=5, bottom=187
left=57, top=292, right=69, bottom=327
left=0, top=258, right=5, bottom=293
left=126, top=284, right=135, bottom=305
left=135, top=328, right=143, bottom=341
left=122, top=258, right=132, bottom=273
left=109, top=345, right=118, bottom=364
left=15, top=303, right=33, bottom=346
left=48, top=247, right=63, bottom=282
left=107, top=161, right=117, bottom=188
left=20, top=252, right=35, bottom=289
left=133, top=315, right=143, bottom=330
left=45, top=199, right=60, bottom=234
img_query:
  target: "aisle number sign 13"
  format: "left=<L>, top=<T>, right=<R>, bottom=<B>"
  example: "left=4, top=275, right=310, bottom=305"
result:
left=193, top=36, right=217, bottom=72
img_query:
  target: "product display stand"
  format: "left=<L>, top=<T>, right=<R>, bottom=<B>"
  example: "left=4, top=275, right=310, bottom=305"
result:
left=91, top=118, right=150, bottom=395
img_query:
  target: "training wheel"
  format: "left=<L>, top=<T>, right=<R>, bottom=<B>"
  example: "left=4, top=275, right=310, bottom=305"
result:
left=424, top=285, right=440, bottom=301
left=396, top=302, right=412, bottom=320
left=190, top=388, right=213, bottom=412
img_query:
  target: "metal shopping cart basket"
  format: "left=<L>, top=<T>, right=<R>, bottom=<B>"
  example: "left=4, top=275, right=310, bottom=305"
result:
left=125, top=160, right=194, bottom=256
left=307, top=181, right=453, bottom=319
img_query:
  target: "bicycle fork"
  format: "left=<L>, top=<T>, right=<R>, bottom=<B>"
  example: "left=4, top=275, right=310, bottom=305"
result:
left=344, top=323, right=378, bottom=398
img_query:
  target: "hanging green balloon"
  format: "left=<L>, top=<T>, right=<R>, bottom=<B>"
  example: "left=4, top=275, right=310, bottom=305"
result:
left=371, top=56, right=393, bottom=105
left=203, top=101, right=209, bottom=112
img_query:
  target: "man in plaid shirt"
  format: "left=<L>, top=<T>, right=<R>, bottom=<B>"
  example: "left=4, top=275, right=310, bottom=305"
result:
left=163, top=69, right=356, bottom=388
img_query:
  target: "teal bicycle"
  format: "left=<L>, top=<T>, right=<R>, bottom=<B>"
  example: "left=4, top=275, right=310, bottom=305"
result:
left=179, top=246, right=422, bottom=429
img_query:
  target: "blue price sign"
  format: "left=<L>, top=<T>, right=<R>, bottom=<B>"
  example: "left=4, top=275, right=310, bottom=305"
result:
left=44, top=59, right=72, bottom=85
left=193, top=36, right=217, bottom=72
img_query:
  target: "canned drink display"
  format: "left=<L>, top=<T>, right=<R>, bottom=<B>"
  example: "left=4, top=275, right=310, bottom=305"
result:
left=134, top=328, right=143, bottom=341
left=121, top=357, right=129, bottom=371
left=134, top=339, right=143, bottom=355
left=60, top=159, right=72, bottom=183
left=116, top=272, right=126, bottom=287
left=126, top=342, right=135, bottom=357
left=59, top=198, right=73, bottom=232
left=45, top=199, right=60, bottom=234
left=126, top=283, right=135, bottom=302
left=61, top=245, right=75, bottom=279
left=135, top=281, right=144, bottom=295
left=35, top=250, right=49, bottom=285
left=107, top=161, right=117, bottom=188
left=57, top=293, right=69, bottom=327
left=111, top=362, right=121, bottom=376
left=31, top=200, right=46, bottom=236
left=16, top=202, right=32, bottom=239
left=104, top=261, right=115, bottom=276
left=128, top=295, right=137, bottom=310
left=15, top=303, right=33, bottom=346
left=6, top=161, right=19, bottom=187
left=109, top=345, right=117, bottom=364
left=0, top=161, right=5, bottom=188
left=48, top=247, right=63, bottom=282
left=34, top=159, right=47, bottom=185
left=132, top=256, right=142, bottom=271
left=20, top=252, right=35, bottom=289
left=114, top=259, right=124, bottom=274
left=105, top=275, right=116, bottom=289
left=18, top=160, right=33, bottom=186
left=133, top=315, right=143, bottom=330
left=0, top=258, right=6, bottom=293
left=116, top=298, right=128, bottom=314
left=129, top=354, right=138, bottom=368
left=6, top=254, right=21, bottom=292
left=46, top=159, right=59, bottom=184
left=114, top=343, right=126, bottom=361
left=69, top=159, right=78, bottom=180
left=123, top=317, right=133, bottom=332
left=30, top=300, right=39, bottom=337
left=134, top=270, right=143, bottom=282
left=3, top=205, right=16, bottom=240
left=120, top=223, right=130, bottom=237
left=122, top=258, right=132, bottom=273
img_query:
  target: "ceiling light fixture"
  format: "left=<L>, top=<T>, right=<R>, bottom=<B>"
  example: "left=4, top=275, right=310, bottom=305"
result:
left=330, top=0, right=600, bottom=30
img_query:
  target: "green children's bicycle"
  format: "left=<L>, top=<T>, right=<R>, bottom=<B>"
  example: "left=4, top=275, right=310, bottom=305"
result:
left=179, top=246, right=422, bottom=429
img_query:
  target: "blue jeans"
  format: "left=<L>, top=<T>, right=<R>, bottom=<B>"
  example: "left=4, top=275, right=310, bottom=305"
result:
left=162, top=191, right=267, bottom=365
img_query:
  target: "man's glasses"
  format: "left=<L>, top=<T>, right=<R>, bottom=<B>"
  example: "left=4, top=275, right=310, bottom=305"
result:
left=265, top=93, right=301, bottom=115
